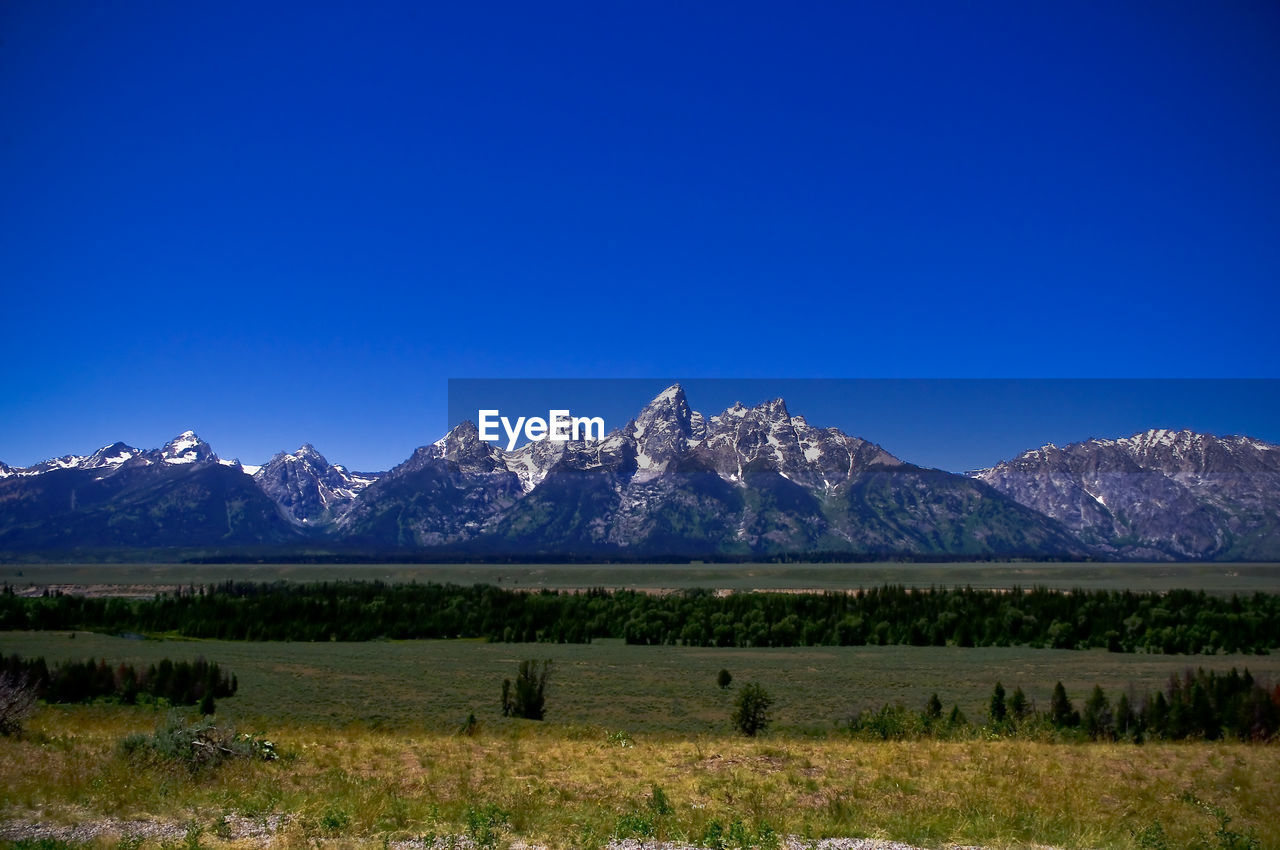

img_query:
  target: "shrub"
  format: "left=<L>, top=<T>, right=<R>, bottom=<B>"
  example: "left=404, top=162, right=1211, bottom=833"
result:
left=648, top=783, right=673, bottom=815
left=119, top=712, right=277, bottom=772
left=849, top=703, right=922, bottom=740
left=0, top=671, right=36, bottom=736
left=465, top=803, right=509, bottom=850
left=319, top=806, right=351, bottom=834
left=731, top=682, right=773, bottom=737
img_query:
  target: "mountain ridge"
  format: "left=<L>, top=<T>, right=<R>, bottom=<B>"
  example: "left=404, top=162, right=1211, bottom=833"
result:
left=2, top=391, right=1276, bottom=561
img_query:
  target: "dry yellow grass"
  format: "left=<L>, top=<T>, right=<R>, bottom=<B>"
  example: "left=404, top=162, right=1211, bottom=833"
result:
left=1, top=705, right=1276, bottom=849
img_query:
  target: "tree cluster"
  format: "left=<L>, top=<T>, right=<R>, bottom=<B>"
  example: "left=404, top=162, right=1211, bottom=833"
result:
left=2, top=581, right=1278, bottom=654
left=849, top=667, right=1280, bottom=742
left=0, top=653, right=237, bottom=709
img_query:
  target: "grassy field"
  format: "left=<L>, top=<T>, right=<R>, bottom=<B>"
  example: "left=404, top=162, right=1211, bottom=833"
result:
left=6, top=561, right=1280, bottom=595
left=3, top=631, right=1278, bottom=733
left=1, top=706, right=1276, bottom=849
left=3, top=566, right=1279, bottom=848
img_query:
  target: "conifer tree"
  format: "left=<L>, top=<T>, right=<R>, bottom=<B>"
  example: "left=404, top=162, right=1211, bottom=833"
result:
left=1050, top=681, right=1078, bottom=728
left=989, top=681, right=1007, bottom=726
left=1008, top=686, right=1029, bottom=722
left=1082, top=685, right=1113, bottom=740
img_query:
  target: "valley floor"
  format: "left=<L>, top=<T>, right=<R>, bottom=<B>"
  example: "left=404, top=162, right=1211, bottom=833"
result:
left=3, top=566, right=1278, bottom=848
left=1, top=706, right=1276, bottom=850
left=6, top=561, right=1280, bottom=596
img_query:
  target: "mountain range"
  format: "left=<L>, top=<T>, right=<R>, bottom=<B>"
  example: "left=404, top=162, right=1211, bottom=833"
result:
left=2, top=386, right=1277, bottom=561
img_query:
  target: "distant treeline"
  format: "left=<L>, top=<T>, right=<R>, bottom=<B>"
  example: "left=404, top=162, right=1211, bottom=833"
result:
left=1, top=653, right=237, bottom=706
left=3, top=581, right=1278, bottom=654
left=853, top=667, right=1280, bottom=742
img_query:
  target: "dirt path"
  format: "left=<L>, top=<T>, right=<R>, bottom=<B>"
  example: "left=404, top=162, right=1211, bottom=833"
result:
left=0, top=814, right=1045, bottom=850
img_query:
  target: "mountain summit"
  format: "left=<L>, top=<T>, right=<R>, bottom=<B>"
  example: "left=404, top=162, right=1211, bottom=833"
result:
left=158, top=431, right=219, bottom=465
left=254, top=444, right=379, bottom=527
left=1, top=395, right=1276, bottom=560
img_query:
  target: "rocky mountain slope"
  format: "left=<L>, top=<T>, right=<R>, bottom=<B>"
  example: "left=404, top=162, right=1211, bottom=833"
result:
left=0, top=432, right=299, bottom=552
left=253, top=445, right=378, bottom=527
left=340, top=386, right=1084, bottom=558
left=2, top=393, right=1275, bottom=560
left=972, top=429, right=1280, bottom=560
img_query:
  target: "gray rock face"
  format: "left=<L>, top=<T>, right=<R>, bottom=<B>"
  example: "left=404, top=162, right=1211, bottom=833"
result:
left=253, top=444, right=378, bottom=527
left=6, top=398, right=1275, bottom=560
left=152, top=430, right=220, bottom=466
left=424, top=385, right=1081, bottom=557
left=0, top=431, right=300, bottom=551
left=0, top=432, right=222, bottom=477
left=972, top=429, right=1280, bottom=560
left=337, top=421, right=525, bottom=547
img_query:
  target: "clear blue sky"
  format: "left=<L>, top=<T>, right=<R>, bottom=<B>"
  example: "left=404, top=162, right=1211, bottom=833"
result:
left=2, top=2, right=1278, bottom=471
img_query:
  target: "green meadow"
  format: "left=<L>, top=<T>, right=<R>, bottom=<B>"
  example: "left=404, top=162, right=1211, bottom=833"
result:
left=6, top=561, right=1280, bottom=595
left=2, top=564, right=1279, bottom=849
left=3, top=631, right=1278, bottom=733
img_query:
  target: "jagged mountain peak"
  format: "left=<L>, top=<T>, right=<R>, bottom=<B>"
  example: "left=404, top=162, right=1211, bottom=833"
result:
left=758, top=397, right=790, bottom=417
left=80, top=442, right=143, bottom=470
left=707, top=397, right=791, bottom=428
left=630, top=386, right=700, bottom=478
left=254, top=441, right=376, bottom=527
left=648, top=383, right=687, bottom=405
left=399, top=420, right=509, bottom=481
left=279, top=443, right=331, bottom=465
left=449, top=419, right=482, bottom=440
left=430, top=420, right=484, bottom=451
left=159, top=430, right=217, bottom=465
left=635, top=385, right=693, bottom=426
left=434, top=420, right=498, bottom=460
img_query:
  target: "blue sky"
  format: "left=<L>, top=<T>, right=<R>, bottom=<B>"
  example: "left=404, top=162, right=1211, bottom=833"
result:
left=2, top=2, right=1278, bottom=472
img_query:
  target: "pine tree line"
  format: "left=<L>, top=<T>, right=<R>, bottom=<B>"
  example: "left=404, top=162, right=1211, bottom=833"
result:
left=0, top=653, right=237, bottom=708
left=2, top=581, right=1278, bottom=653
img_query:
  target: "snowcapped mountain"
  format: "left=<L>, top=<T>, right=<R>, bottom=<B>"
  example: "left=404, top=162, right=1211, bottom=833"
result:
left=0, top=431, right=299, bottom=552
left=156, top=430, right=219, bottom=465
left=628, top=384, right=704, bottom=480
left=81, top=442, right=145, bottom=470
left=253, top=444, right=379, bottom=527
left=0, top=431, right=222, bottom=477
left=0, top=441, right=146, bottom=477
left=2, top=398, right=1275, bottom=560
left=339, top=385, right=1082, bottom=557
left=973, top=429, right=1280, bottom=560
